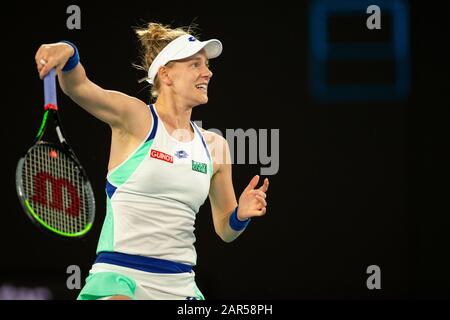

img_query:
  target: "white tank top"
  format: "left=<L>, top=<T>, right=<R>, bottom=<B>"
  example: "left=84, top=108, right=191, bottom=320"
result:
left=96, top=104, right=212, bottom=266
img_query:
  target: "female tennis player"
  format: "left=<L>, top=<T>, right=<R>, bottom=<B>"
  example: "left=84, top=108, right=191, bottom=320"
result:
left=35, top=22, right=269, bottom=300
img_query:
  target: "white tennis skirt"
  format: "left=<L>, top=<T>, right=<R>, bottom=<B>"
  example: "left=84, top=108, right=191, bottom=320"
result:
left=77, top=262, right=205, bottom=300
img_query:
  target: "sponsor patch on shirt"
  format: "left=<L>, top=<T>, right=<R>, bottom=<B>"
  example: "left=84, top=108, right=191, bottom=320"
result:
left=175, top=150, right=189, bottom=159
left=192, top=160, right=207, bottom=174
left=150, top=149, right=173, bottom=163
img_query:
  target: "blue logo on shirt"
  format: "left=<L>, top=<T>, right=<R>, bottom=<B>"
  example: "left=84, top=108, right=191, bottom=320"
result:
left=188, top=36, right=197, bottom=42
left=175, top=150, right=189, bottom=159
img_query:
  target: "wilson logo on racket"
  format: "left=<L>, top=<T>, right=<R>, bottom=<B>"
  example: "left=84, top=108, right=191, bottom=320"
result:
left=15, top=69, right=95, bottom=238
left=31, top=172, right=80, bottom=217
left=150, top=149, right=173, bottom=163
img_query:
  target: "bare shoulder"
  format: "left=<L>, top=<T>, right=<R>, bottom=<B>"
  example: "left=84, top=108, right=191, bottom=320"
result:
left=112, top=93, right=150, bottom=134
left=199, top=128, right=230, bottom=167
left=199, top=128, right=226, bottom=144
left=108, top=97, right=151, bottom=171
left=120, top=93, right=149, bottom=116
left=129, top=96, right=150, bottom=121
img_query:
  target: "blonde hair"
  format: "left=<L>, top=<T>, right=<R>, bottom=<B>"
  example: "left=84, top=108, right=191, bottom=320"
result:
left=134, top=22, right=199, bottom=100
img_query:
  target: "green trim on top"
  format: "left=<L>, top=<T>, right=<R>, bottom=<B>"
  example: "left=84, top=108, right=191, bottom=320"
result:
left=107, top=139, right=154, bottom=186
left=25, top=199, right=92, bottom=237
left=209, top=159, right=213, bottom=178
left=97, top=136, right=153, bottom=255
left=96, top=196, right=114, bottom=253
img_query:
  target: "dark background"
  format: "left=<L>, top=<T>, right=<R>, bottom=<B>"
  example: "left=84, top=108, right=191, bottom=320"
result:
left=1, top=0, right=449, bottom=300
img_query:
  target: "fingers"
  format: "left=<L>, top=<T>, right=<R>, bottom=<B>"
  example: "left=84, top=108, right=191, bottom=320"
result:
left=239, top=176, right=270, bottom=220
left=37, top=57, right=59, bottom=79
left=38, top=58, right=52, bottom=79
left=35, top=45, right=48, bottom=79
left=249, top=178, right=269, bottom=209
left=238, top=176, right=269, bottom=219
left=36, top=53, right=49, bottom=79
left=35, top=43, right=68, bottom=79
left=245, top=175, right=260, bottom=192
left=254, top=195, right=267, bottom=207
left=36, top=59, right=46, bottom=78
left=248, top=207, right=267, bottom=217
left=35, top=45, right=43, bottom=62
left=251, top=189, right=266, bottom=199
left=258, top=178, right=269, bottom=192
left=250, top=189, right=267, bottom=211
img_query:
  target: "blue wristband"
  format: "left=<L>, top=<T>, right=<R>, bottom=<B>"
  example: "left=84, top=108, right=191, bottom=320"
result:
left=229, top=207, right=251, bottom=231
left=60, top=40, right=79, bottom=72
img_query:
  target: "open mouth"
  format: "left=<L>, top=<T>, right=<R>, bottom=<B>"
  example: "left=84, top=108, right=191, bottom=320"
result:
left=195, top=84, right=208, bottom=93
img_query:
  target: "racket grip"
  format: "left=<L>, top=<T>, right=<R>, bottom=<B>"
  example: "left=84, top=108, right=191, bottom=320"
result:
left=44, top=69, right=57, bottom=107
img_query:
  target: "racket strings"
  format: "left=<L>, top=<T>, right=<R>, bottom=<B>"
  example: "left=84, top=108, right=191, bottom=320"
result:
left=21, top=144, right=93, bottom=234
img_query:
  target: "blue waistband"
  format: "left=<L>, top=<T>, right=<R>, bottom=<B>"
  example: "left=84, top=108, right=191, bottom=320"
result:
left=95, top=252, right=193, bottom=274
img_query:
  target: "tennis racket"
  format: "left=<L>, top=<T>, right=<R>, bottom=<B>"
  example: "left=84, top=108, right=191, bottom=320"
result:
left=15, top=69, right=95, bottom=238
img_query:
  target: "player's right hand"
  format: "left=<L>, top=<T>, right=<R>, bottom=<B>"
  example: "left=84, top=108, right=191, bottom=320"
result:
left=35, top=42, right=75, bottom=79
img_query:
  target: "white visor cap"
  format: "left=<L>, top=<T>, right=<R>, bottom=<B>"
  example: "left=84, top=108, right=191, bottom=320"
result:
left=147, top=34, right=223, bottom=85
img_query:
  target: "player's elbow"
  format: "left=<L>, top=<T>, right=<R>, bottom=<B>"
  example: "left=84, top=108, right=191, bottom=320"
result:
left=218, top=233, right=234, bottom=243
left=212, top=214, right=238, bottom=243
left=216, top=227, right=238, bottom=243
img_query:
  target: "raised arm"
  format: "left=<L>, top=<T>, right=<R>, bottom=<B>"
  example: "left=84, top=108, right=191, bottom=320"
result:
left=35, top=42, right=148, bottom=130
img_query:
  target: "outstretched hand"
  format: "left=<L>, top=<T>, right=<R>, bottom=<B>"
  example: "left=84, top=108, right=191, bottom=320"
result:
left=237, top=175, right=269, bottom=221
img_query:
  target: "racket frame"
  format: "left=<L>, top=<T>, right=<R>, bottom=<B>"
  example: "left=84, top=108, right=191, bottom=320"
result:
left=15, top=69, right=95, bottom=238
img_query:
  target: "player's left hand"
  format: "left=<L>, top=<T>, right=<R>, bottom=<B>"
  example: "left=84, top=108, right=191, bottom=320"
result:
left=237, top=175, right=269, bottom=220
